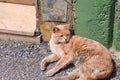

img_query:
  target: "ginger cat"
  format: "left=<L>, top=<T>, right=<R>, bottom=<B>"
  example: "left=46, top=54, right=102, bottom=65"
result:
left=40, top=24, right=113, bottom=80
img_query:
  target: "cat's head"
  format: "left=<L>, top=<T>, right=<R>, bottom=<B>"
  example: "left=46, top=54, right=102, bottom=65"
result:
left=51, top=24, right=71, bottom=44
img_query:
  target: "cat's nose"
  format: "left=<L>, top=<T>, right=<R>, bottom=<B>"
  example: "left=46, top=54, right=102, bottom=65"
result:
left=63, top=37, right=67, bottom=41
left=65, top=39, right=67, bottom=42
left=63, top=36, right=67, bottom=40
left=65, top=38, right=69, bottom=42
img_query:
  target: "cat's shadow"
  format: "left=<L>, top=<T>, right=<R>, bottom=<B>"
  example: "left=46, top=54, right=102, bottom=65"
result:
left=54, top=63, right=75, bottom=76
left=46, top=62, right=75, bottom=76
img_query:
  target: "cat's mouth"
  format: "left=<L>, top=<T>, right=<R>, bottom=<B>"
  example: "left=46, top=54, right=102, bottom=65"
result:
left=55, top=40, right=69, bottom=44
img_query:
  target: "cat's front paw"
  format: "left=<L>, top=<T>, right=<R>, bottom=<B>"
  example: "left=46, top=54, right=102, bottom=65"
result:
left=46, top=69, right=55, bottom=77
left=51, top=78, right=61, bottom=80
left=40, top=61, right=46, bottom=70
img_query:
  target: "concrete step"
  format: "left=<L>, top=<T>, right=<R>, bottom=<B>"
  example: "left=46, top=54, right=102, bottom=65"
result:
left=0, top=32, right=41, bottom=44
left=0, top=2, right=36, bottom=36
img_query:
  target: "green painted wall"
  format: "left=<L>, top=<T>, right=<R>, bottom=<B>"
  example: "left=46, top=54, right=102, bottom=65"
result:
left=73, top=0, right=115, bottom=48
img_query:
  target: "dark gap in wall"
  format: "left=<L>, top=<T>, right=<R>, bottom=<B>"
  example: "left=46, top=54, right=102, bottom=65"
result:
left=108, top=0, right=116, bottom=48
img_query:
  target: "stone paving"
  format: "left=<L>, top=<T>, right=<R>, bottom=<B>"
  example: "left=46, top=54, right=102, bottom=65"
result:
left=0, top=40, right=120, bottom=80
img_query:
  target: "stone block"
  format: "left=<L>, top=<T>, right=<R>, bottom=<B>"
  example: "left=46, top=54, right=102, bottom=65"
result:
left=41, top=0, right=67, bottom=22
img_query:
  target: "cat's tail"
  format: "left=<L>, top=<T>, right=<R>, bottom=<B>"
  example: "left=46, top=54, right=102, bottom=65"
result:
left=90, top=68, right=113, bottom=80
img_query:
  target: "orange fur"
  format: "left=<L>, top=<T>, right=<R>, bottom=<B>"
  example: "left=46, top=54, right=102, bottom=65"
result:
left=40, top=24, right=113, bottom=80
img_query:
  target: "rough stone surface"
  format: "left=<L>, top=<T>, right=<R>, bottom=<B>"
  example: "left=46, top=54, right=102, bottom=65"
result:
left=0, top=40, right=120, bottom=80
left=41, top=0, right=67, bottom=22
left=73, top=0, right=114, bottom=47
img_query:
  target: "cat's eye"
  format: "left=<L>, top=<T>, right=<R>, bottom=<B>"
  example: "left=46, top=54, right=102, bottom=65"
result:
left=66, top=34, right=70, bottom=36
left=60, top=35, right=64, bottom=37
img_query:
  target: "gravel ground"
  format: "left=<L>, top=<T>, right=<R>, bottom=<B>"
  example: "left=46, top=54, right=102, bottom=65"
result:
left=0, top=39, right=120, bottom=80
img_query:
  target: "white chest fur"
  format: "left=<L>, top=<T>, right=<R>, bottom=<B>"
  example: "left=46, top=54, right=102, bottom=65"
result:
left=49, top=40, right=64, bottom=57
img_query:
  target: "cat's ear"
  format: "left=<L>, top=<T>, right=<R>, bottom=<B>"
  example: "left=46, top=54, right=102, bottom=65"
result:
left=65, top=24, right=70, bottom=27
left=53, top=27, right=60, bottom=33
left=65, top=24, right=70, bottom=29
